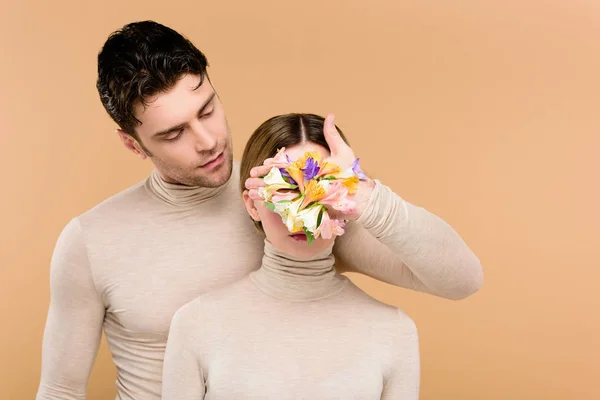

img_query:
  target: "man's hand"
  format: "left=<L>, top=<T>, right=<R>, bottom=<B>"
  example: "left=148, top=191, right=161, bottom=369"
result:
left=245, top=113, right=375, bottom=220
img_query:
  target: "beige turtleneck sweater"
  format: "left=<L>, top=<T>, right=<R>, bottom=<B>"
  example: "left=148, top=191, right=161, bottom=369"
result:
left=36, top=162, right=481, bottom=400
left=162, top=241, right=420, bottom=399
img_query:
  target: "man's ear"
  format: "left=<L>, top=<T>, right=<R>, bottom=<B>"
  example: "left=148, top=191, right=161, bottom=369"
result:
left=242, top=190, right=261, bottom=221
left=116, top=129, right=148, bottom=160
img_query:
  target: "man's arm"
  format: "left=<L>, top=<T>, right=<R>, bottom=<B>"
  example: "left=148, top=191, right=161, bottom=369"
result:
left=36, top=218, right=105, bottom=400
left=245, top=114, right=482, bottom=300
left=334, top=180, right=483, bottom=300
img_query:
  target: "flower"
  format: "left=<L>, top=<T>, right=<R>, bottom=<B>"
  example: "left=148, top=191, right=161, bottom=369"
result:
left=341, top=175, right=359, bottom=194
left=302, top=157, right=321, bottom=181
left=260, top=150, right=363, bottom=243
left=320, top=180, right=346, bottom=204
left=265, top=147, right=292, bottom=168
left=296, top=205, right=322, bottom=233
left=277, top=197, right=305, bottom=233
left=315, top=212, right=346, bottom=239
left=279, top=168, right=297, bottom=185
left=318, top=180, right=358, bottom=215
left=297, top=151, right=323, bottom=167
left=327, top=196, right=357, bottom=214
left=352, top=158, right=368, bottom=181
left=316, top=161, right=341, bottom=178
left=271, top=190, right=299, bottom=204
left=300, top=179, right=327, bottom=209
left=259, top=167, right=297, bottom=200
left=334, top=167, right=360, bottom=194
left=285, top=163, right=305, bottom=193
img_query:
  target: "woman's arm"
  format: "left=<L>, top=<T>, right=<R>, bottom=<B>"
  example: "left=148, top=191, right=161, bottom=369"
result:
left=162, top=307, right=206, bottom=400
left=381, top=309, right=420, bottom=400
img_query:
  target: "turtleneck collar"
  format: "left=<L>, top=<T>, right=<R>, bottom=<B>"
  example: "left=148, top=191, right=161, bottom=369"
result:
left=250, top=240, right=348, bottom=302
left=145, top=169, right=229, bottom=207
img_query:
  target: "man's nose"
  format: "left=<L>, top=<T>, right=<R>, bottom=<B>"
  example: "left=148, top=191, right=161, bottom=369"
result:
left=189, top=120, right=217, bottom=151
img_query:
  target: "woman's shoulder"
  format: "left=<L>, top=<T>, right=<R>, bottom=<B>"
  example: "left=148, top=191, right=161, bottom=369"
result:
left=341, top=281, right=417, bottom=333
left=171, top=277, right=256, bottom=328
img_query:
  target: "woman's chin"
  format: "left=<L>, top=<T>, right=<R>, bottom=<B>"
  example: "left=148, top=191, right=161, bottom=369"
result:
left=268, top=235, right=332, bottom=259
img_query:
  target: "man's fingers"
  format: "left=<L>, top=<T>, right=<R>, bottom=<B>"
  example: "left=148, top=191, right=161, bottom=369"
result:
left=247, top=189, right=262, bottom=200
left=245, top=177, right=266, bottom=190
left=250, top=164, right=273, bottom=178
left=323, top=113, right=346, bottom=155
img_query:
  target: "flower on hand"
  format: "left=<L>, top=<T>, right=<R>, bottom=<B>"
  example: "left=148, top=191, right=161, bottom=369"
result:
left=259, top=147, right=367, bottom=244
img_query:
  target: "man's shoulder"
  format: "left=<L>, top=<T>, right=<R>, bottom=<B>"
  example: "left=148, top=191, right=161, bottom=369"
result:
left=77, top=176, right=151, bottom=223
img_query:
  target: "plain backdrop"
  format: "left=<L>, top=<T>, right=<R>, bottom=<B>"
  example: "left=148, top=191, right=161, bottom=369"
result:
left=1, top=1, right=599, bottom=399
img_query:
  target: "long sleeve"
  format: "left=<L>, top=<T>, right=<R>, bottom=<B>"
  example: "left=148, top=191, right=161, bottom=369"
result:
left=333, top=180, right=483, bottom=300
left=381, top=309, right=420, bottom=400
left=162, top=308, right=206, bottom=400
left=36, top=218, right=105, bottom=400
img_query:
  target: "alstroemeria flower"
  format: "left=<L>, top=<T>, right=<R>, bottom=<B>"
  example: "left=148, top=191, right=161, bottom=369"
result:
left=277, top=197, right=305, bottom=233
left=334, top=167, right=359, bottom=194
left=319, top=180, right=346, bottom=204
left=297, top=151, right=323, bottom=167
left=296, top=205, right=322, bottom=233
left=302, top=157, right=321, bottom=181
left=352, top=158, right=368, bottom=181
left=279, top=168, right=297, bottom=185
left=260, top=167, right=298, bottom=200
left=330, top=197, right=356, bottom=214
left=271, top=190, right=299, bottom=204
left=300, top=179, right=326, bottom=209
left=341, top=175, right=359, bottom=194
left=316, top=161, right=341, bottom=178
left=315, top=212, right=346, bottom=239
left=319, top=181, right=357, bottom=214
left=259, top=150, right=364, bottom=243
left=285, top=163, right=305, bottom=193
left=264, top=147, right=292, bottom=168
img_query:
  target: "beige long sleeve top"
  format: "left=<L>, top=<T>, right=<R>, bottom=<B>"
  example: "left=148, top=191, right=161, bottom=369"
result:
left=36, top=162, right=481, bottom=399
left=162, top=240, right=420, bottom=399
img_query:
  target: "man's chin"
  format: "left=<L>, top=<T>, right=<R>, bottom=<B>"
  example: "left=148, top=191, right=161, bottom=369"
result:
left=191, top=155, right=233, bottom=188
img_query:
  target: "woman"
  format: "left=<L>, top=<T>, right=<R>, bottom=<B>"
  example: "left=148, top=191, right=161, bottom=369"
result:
left=161, top=113, right=420, bottom=399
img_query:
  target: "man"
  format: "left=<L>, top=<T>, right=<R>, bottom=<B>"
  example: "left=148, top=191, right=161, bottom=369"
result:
left=36, top=20, right=482, bottom=400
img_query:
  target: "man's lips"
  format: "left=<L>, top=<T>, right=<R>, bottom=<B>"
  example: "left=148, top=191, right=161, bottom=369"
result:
left=199, top=152, right=224, bottom=168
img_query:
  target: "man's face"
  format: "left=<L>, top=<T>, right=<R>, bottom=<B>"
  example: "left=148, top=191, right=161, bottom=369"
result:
left=126, top=74, right=233, bottom=187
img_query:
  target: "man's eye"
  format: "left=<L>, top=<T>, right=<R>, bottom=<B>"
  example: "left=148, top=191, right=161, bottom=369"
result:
left=200, top=109, right=214, bottom=119
left=165, top=129, right=184, bottom=141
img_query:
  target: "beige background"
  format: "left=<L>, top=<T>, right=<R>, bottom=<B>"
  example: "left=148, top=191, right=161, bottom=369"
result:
left=1, top=0, right=599, bottom=399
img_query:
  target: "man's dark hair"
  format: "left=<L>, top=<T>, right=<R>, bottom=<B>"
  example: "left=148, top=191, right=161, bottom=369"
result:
left=96, top=20, right=209, bottom=137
